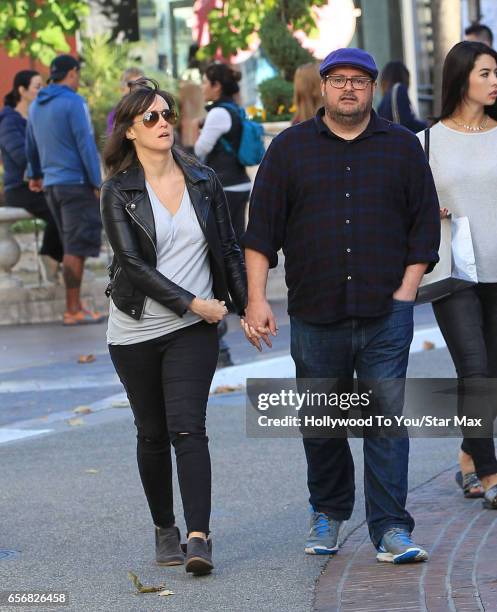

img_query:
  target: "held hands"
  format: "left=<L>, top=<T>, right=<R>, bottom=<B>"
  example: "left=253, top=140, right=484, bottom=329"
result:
left=440, top=207, right=449, bottom=219
left=189, top=297, right=228, bottom=324
left=241, top=298, right=278, bottom=352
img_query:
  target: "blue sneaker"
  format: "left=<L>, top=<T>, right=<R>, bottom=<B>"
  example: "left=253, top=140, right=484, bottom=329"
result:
left=304, top=508, right=342, bottom=555
left=376, top=528, right=428, bottom=564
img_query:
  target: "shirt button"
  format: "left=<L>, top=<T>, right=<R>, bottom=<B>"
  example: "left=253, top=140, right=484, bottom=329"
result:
left=346, top=248, right=351, bottom=253
left=131, top=308, right=136, bottom=315
left=346, top=166, right=351, bottom=171
left=130, top=203, right=136, bottom=210
left=345, top=193, right=350, bottom=198
left=346, top=219, right=350, bottom=224
left=347, top=276, right=352, bottom=280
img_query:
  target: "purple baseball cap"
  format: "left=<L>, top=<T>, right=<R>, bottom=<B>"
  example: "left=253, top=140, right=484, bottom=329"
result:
left=319, top=48, right=378, bottom=80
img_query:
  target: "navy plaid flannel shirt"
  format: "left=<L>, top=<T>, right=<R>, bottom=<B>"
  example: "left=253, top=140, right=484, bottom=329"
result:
left=243, top=109, right=440, bottom=323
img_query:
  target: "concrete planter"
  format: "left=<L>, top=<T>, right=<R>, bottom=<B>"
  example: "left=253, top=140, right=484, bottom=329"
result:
left=262, top=120, right=291, bottom=149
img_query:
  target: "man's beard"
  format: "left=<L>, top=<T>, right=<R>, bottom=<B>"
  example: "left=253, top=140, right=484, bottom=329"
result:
left=325, top=96, right=372, bottom=126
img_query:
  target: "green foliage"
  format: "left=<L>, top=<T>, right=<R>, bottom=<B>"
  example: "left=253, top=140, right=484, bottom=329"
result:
left=258, top=76, right=294, bottom=118
left=259, top=9, right=314, bottom=81
left=10, top=218, right=45, bottom=234
left=78, top=34, right=135, bottom=150
left=0, top=0, right=88, bottom=65
left=200, top=0, right=273, bottom=60
left=202, top=0, right=326, bottom=81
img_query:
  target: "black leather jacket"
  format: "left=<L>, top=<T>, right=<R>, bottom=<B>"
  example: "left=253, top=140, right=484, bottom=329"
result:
left=100, top=150, right=247, bottom=321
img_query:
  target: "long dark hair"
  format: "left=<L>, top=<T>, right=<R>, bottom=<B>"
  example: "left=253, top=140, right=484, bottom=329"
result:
left=204, top=62, right=241, bottom=97
left=439, top=41, right=497, bottom=122
left=4, top=70, right=39, bottom=107
left=103, top=78, right=179, bottom=177
left=380, top=61, right=409, bottom=93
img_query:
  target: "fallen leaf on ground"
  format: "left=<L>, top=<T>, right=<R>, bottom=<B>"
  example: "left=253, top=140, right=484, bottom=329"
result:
left=85, top=469, right=99, bottom=474
left=127, top=571, right=166, bottom=594
left=212, top=384, right=245, bottom=394
left=78, top=354, right=96, bottom=364
left=423, top=340, right=435, bottom=351
left=73, top=406, right=93, bottom=415
left=67, top=418, right=84, bottom=427
left=112, top=400, right=130, bottom=408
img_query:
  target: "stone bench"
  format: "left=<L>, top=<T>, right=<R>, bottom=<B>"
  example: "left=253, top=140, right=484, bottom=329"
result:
left=0, top=206, right=34, bottom=288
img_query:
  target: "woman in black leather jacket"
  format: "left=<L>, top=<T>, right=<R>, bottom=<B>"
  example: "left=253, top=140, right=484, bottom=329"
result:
left=100, top=79, right=246, bottom=575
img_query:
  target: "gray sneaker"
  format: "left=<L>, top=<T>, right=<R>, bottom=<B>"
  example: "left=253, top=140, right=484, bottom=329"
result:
left=376, top=528, right=428, bottom=564
left=304, top=507, right=342, bottom=555
left=155, top=526, right=185, bottom=566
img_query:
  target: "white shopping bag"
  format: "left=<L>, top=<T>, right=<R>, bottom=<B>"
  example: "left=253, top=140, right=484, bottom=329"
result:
left=417, top=216, right=477, bottom=304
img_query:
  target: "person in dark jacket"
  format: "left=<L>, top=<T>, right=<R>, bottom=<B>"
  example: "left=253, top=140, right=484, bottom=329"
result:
left=377, top=61, right=427, bottom=133
left=100, top=78, right=247, bottom=576
left=0, top=71, right=63, bottom=273
left=193, top=62, right=251, bottom=367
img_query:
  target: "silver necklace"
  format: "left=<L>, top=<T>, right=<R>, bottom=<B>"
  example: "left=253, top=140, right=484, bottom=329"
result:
left=450, top=114, right=489, bottom=131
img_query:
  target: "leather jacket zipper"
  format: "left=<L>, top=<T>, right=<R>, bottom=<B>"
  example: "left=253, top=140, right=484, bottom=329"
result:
left=124, top=201, right=156, bottom=320
left=124, top=203, right=157, bottom=256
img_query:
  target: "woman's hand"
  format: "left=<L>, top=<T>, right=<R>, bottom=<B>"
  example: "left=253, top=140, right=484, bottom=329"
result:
left=440, top=207, right=450, bottom=219
left=189, top=297, right=228, bottom=323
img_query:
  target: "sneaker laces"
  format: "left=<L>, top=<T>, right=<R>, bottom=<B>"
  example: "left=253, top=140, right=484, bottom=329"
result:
left=386, top=527, right=412, bottom=547
left=311, top=512, right=330, bottom=537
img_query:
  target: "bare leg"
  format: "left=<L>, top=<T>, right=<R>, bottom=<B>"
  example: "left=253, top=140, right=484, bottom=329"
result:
left=459, top=449, right=484, bottom=495
left=63, top=254, right=85, bottom=313
left=481, top=473, right=497, bottom=490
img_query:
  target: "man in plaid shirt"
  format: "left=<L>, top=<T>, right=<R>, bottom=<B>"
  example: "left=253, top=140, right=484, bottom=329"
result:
left=242, top=48, right=440, bottom=564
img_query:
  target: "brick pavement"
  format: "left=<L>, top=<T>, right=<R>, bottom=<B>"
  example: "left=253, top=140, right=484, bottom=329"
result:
left=314, top=467, right=497, bottom=612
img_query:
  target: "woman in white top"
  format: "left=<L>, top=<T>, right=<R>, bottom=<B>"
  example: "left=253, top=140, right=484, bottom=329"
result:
left=194, top=62, right=251, bottom=243
left=419, top=41, right=497, bottom=508
left=194, top=63, right=252, bottom=366
left=100, top=79, right=247, bottom=574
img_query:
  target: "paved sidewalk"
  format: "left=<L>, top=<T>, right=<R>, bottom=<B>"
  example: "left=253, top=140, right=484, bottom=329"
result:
left=314, top=468, right=497, bottom=612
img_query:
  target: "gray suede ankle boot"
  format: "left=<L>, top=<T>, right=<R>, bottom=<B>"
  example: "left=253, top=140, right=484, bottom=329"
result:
left=185, top=537, right=213, bottom=575
left=155, top=526, right=185, bottom=566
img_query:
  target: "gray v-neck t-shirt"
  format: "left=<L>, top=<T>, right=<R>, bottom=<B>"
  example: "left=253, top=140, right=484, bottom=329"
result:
left=107, top=183, right=213, bottom=345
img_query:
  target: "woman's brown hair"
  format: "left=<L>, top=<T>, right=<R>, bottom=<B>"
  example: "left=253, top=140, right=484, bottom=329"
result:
left=103, top=78, right=178, bottom=177
left=292, top=63, right=322, bottom=124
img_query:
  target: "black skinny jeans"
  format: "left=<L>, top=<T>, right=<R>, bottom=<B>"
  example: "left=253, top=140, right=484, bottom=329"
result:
left=109, top=321, right=219, bottom=534
left=433, top=283, right=497, bottom=478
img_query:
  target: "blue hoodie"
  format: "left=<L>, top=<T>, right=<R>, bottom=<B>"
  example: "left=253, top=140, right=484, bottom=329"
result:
left=0, top=106, right=28, bottom=191
left=26, top=84, right=101, bottom=188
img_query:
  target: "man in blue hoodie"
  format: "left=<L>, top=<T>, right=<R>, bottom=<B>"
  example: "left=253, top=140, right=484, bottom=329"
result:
left=26, top=55, right=104, bottom=325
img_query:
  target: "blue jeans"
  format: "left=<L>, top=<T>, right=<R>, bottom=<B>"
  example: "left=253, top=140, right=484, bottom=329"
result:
left=290, top=299, right=415, bottom=548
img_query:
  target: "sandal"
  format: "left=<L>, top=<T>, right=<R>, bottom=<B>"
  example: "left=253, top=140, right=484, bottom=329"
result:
left=483, top=484, right=497, bottom=509
left=455, top=470, right=484, bottom=498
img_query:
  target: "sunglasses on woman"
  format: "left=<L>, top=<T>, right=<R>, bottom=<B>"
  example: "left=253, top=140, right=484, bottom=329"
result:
left=134, top=109, right=178, bottom=128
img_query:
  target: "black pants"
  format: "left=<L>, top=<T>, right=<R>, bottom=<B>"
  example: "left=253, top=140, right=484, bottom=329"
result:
left=225, top=190, right=249, bottom=245
left=433, top=283, right=497, bottom=478
left=109, top=321, right=219, bottom=534
left=218, top=189, right=249, bottom=351
left=5, top=184, right=63, bottom=262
